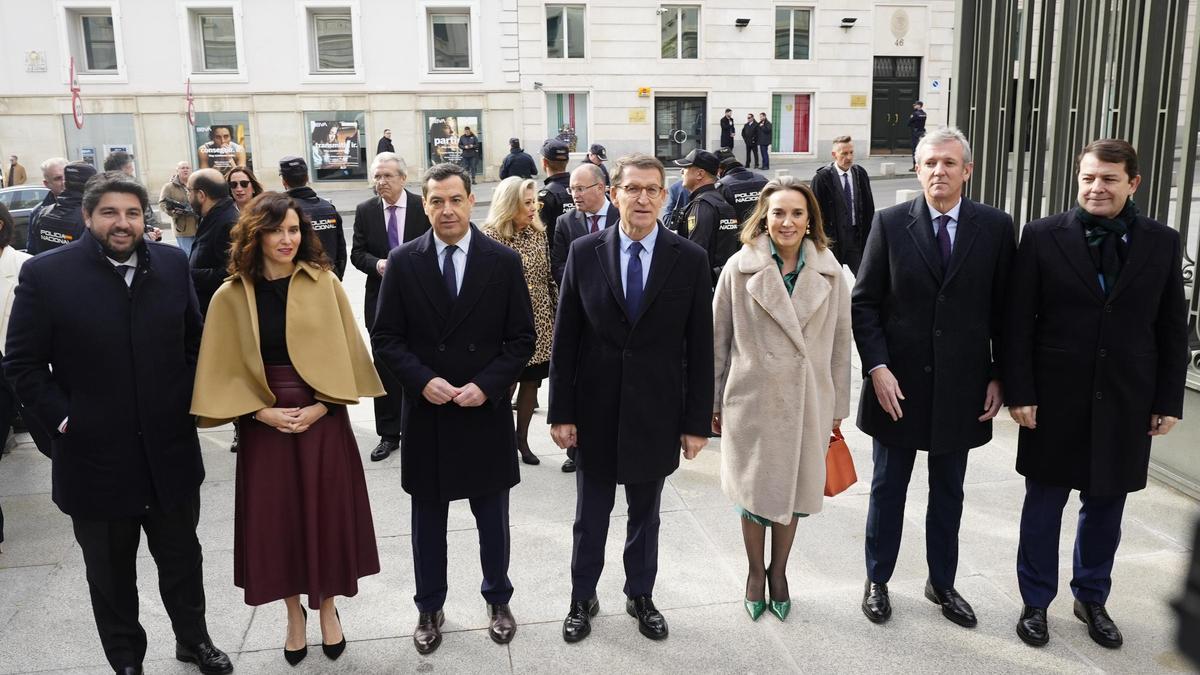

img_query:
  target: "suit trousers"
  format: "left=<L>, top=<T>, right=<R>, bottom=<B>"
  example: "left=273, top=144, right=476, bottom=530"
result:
left=745, top=144, right=759, bottom=168
left=69, top=491, right=209, bottom=671
left=570, top=467, right=665, bottom=601
left=411, top=490, right=513, bottom=613
left=759, top=145, right=771, bottom=170
left=864, top=440, right=970, bottom=588
left=372, top=356, right=407, bottom=443
left=1016, top=478, right=1127, bottom=608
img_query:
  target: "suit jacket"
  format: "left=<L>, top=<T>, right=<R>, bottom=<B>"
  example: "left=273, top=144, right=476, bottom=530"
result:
left=3, top=234, right=205, bottom=518
left=852, top=197, right=1015, bottom=454
left=811, top=163, right=875, bottom=272
left=349, top=191, right=432, bottom=329
left=548, top=224, right=714, bottom=485
left=719, top=116, right=736, bottom=145
left=6, top=163, right=27, bottom=186
left=1004, top=212, right=1188, bottom=495
left=550, top=202, right=620, bottom=285
left=371, top=225, right=535, bottom=501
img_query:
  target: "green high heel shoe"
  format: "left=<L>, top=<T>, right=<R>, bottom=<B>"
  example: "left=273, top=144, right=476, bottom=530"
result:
left=744, top=598, right=767, bottom=621
left=769, top=599, right=792, bottom=621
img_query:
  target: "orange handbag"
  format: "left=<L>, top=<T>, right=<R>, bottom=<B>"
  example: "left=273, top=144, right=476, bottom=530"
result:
left=824, top=425, right=858, bottom=497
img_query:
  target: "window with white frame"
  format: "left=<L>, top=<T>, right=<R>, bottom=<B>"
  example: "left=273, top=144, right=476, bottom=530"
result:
left=774, top=7, right=811, bottom=60
left=66, top=8, right=118, bottom=72
left=428, top=10, right=471, bottom=71
left=660, top=5, right=698, bottom=59
left=546, top=5, right=584, bottom=59
left=189, top=8, right=238, bottom=72
left=308, top=8, right=354, bottom=72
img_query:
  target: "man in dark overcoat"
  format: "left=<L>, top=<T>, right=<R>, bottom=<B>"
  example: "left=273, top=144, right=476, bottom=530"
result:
left=1004, top=139, right=1188, bottom=650
left=811, top=135, right=876, bottom=274
left=852, top=126, right=1014, bottom=628
left=371, top=162, right=535, bottom=656
left=349, top=152, right=431, bottom=462
left=2, top=171, right=231, bottom=675
left=549, top=153, right=713, bottom=643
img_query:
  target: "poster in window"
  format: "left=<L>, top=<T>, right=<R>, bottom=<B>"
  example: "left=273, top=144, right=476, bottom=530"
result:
left=193, top=113, right=253, bottom=172
left=305, top=112, right=367, bottom=181
left=425, top=110, right=482, bottom=168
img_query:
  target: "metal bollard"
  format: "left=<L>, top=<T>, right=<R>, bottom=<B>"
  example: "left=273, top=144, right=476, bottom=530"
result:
left=880, top=162, right=896, bottom=176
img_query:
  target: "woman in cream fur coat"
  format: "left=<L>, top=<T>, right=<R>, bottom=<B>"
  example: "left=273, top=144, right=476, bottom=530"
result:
left=712, top=176, right=851, bottom=622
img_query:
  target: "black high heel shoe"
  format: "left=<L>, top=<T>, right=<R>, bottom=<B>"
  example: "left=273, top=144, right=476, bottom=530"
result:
left=284, top=606, right=307, bottom=666
left=518, top=443, right=540, bottom=465
left=322, top=608, right=346, bottom=660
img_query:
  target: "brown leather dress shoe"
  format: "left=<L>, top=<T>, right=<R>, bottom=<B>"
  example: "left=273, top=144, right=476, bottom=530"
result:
left=413, top=610, right=445, bottom=655
left=487, top=603, right=517, bottom=644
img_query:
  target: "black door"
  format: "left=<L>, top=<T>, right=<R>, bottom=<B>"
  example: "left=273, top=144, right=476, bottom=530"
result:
left=655, top=97, right=706, bottom=162
left=871, top=56, right=921, bottom=154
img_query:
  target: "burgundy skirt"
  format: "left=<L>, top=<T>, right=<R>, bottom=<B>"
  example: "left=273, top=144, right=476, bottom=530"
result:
left=233, top=365, right=380, bottom=609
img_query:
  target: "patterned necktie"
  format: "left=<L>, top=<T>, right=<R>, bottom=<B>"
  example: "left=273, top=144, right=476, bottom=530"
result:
left=442, top=245, right=459, bottom=300
left=386, top=205, right=399, bottom=249
left=936, top=214, right=952, bottom=268
left=590, top=214, right=600, bottom=234
left=626, top=242, right=644, bottom=318
left=842, top=171, right=854, bottom=227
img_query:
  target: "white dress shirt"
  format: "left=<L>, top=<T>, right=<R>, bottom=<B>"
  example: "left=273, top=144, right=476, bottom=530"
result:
left=433, top=227, right=471, bottom=294
left=583, top=198, right=613, bottom=231
left=618, top=223, right=658, bottom=296
left=926, top=198, right=962, bottom=248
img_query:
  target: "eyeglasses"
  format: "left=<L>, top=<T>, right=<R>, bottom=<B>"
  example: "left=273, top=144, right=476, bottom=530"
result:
left=568, top=182, right=601, bottom=194
left=228, top=180, right=252, bottom=188
left=617, top=185, right=664, bottom=199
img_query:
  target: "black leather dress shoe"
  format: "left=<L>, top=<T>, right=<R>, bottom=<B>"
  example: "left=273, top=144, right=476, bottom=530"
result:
left=175, top=640, right=233, bottom=674
left=625, top=595, right=668, bottom=640
left=861, top=580, right=892, bottom=624
left=116, top=667, right=143, bottom=675
left=561, top=457, right=576, bottom=473
left=413, top=610, right=445, bottom=654
left=1074, top=600, right=1123, bottom=648
left=924, top=580, right=977, bottom=627
left=487, top=603, right=517, bottom=644
left=562, top=596, right=599, bottom=643
left=1016, top=605, right=1049, bottom=646
left=370, top=439, right=398, bottom=462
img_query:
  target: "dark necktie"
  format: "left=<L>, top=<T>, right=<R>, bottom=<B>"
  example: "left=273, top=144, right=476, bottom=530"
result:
left=115, top=264, right=134, bottom=287
left=442, top=245, right=459, bottom=300
left=626, top=242, right=644, bottom=318
left=842, top=171, right=854, bottom=227
left=590, top=214, right=600, bottom=234
left=936, top=214, right=952, bottom=268
left=386, top=205, right=399, bottom=249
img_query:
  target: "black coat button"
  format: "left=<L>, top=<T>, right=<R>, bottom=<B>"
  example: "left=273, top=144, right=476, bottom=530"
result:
left=437, top=344, right=446, bottom=352
left=1098, top=349, right=1107, bottom=357
left=1095, top=391, right=1103, bottom=399
left=1104, top=305, right=1113, bottom=313
left=468, top=344, right=476, bottom=352
left=623, top=350, right=632, bottom=358
left=924, top=365, right=932, bottom=373
left=934, top=329, right=943, bottom=337
left=938, top=295, right=946, bottom=303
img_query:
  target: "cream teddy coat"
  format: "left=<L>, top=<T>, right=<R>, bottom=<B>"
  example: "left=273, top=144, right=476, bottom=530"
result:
left=713, top=234, right=852, bottom=523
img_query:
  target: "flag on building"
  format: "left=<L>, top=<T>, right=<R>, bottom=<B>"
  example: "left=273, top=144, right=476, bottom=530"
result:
left=771, top=94, right=811, bottom=153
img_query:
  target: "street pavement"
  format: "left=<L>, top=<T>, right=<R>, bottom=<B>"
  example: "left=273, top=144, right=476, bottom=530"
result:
left=0, top=203, right=1196, bottom=674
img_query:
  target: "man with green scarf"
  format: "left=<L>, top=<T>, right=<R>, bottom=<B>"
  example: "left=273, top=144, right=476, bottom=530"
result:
left=1004, top=139, right=1189, bottom=650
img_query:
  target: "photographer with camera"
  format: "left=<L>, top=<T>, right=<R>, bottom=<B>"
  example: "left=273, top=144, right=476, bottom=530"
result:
left=159, top=162, right=198, bottom=255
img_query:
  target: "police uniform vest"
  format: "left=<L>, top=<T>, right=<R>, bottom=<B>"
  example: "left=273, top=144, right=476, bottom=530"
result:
left=34, top=193, right=87, bottom=253
left=677, top=183, right=740, bottom=285
left=538, top=173, right=575, bottom=244
left=286, top=186, right=341, bottom=268
left=717, top=167, right=769, bottom=224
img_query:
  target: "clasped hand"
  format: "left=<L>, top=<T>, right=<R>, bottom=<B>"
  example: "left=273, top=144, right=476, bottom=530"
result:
left=422, top=377, right=487, bottom=407
left=256, top=403, right=328, bottom=434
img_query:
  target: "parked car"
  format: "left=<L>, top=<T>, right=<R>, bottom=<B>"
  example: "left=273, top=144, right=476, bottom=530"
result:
left=0, top=185, right=50, bottom=251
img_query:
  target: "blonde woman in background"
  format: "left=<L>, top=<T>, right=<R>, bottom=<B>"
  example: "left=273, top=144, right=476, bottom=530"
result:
left=481, top=176, right=557, bottom=466
left=712, top=176, right=851, bottom=622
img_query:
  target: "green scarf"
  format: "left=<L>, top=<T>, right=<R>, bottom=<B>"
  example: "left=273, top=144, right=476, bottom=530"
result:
left=1075, top=199, right=1137, bottom=295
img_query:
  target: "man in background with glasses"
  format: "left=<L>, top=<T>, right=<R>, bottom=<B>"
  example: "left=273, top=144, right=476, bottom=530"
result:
left=550, top=153, right=713, bottom=644
left=350, top=152, right=431, bottom=463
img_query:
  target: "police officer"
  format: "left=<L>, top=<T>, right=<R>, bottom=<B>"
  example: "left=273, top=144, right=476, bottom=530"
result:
left=29, top=161, right=96, bottom=254
left=715, top=149, right=768, bottom=225
left=279, top=155, right=347, bottom=279
left=674, top=149, right=740, bottom=285
left=537, top=139, right=575, bottom=246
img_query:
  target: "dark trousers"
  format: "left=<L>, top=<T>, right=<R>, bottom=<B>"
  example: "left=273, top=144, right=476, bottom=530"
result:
left=570, top=467, right=665, bottom=601
left=70, top=491, right=209, bottom=671
left=864, top=440, right=970, bottom=589
left=1016, top=478, right=1127, bottom=608
left=411, top=489, right=512, bottom=613
left=759, top=145, right=771, bottom=169
left=745, top=144, right=759, bottom=168
left=372, top=357, right=407, bottom=443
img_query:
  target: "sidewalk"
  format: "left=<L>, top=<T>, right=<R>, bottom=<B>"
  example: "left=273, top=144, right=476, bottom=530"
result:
left=0, top=259, right=1195, bottom=672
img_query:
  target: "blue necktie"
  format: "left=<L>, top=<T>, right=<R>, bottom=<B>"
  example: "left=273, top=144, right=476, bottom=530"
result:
left=443, top=245, right=459, bottom=300
left=626, top=242, right=644, bottom=318
left=935, top=214, right=952, bottom=268
left=386, top=205, right=399, bottom=249
left=842, top=171, right=854, bottom=227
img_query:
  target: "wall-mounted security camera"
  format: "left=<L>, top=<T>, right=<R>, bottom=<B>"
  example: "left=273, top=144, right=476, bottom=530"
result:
left=840, top=17, right=858, bottom=28
left=735, top=18, right=750, bottom=28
